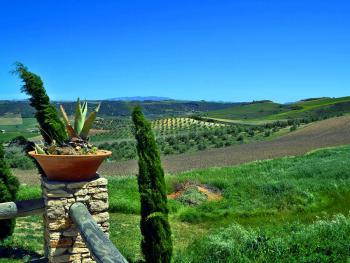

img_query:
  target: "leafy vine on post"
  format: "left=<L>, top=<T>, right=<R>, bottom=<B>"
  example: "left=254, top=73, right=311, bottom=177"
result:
left=132, top=106, right=173, bottom=263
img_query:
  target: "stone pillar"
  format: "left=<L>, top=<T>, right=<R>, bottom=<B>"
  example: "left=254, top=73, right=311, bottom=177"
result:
left=41, top=176, right=109, bottom=263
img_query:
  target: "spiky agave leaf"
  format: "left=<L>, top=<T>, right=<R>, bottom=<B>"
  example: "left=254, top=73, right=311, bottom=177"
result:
left=34, top=143, right=46, bottom=155
left=81, top=100, right=88, bottom=121
left=60, top=105, right=70, bottom=126
left=80, top=103, right=101, bottom=140
left=74, top=98, right=85, bottom=135
left=47, top=140, right=57, bottom=154
left=59, top=105, right=78, bottom=139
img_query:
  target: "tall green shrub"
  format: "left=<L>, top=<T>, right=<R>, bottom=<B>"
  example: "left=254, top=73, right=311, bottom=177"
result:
left=132, top=106, right=173, bottom=263
left=13, top=62, right=67, bottom=144
left=0, top=143, right=19, bottom=241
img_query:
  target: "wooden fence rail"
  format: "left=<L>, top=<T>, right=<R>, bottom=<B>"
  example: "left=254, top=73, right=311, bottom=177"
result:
left=0, top=198, right=45, bottom=220
left=0, top=199, right=128, bottom=263
left=69, top=202, right=128, bottom=263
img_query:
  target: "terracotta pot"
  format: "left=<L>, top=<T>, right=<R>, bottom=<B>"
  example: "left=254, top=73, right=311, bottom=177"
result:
left=28, top=150, right=112, bottom=181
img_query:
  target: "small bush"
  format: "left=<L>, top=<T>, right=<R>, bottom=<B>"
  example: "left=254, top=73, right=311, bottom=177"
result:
left=247, top=129, right=255, bottom=137
left=197, top=143, right=207, bottom=151
left=290, top=124, right=297, bottom=132
left=214, top=141, right=224, bottom=148
left=264, top=130, right=271, bottom=137
left=237, top=134, right=244, bottom=141
left=5, top=146, right=36, bottom=170
left=176, top=186, right=208, bottom=206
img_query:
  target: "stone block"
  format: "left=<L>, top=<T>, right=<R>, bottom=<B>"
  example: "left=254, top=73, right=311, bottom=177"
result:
left=49, top=253, right=81, bottom=263
left=68, top=247, right=90, bottom=254
left=45, top=189, right=74, bottom=198
left=48, top=247, right=68, bottom=256
left=48, top=218, right=72, bottom=231
left=63, top=227, right=79, bottom=237
left=86, top=177, right=108, bottom=187
left=89, top=200, right=109, bottom=212
left=50, top=237, right=73, bottom=248
left=47, top=231, right=62, bottom=240
left=42, top=179, right=66, bottom=190
left=92, top=212, right=109, bottom=223
left=45, top=199, right=67, bottom=207
left=76, top=195, right=90, bottom=202
left=82, top=258, right=95, bottom=263
left=73, top=188, right=89, bottom=196
left=92, top=192, right=108, bottom=200
left=47, top=206, right=66, bottom=219
left=66, top=176, right=106, bottom=189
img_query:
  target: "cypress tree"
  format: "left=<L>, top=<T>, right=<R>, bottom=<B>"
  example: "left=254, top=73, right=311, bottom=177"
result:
left=132, top=106, right=173, bottom=263
left=13, top=62, right=67, bottom=144
left=0, top=143, right=19, bottom=240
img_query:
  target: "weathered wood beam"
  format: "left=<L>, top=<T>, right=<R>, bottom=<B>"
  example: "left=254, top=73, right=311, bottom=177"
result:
left=69, top=202, right=128, bottom=263
left=0, top=198, right=45, bottom=220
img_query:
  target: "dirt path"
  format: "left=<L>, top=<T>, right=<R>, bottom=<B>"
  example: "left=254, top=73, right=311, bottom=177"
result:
left=16, top=116, right=350, bottom=185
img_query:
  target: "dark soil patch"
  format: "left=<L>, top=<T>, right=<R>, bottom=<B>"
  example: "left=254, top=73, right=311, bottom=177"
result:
left=168, top=181, right=222, bottom=206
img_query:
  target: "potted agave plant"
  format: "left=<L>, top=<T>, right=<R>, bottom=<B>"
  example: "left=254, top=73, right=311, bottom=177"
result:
left=29, top=99, right=111, bottom=181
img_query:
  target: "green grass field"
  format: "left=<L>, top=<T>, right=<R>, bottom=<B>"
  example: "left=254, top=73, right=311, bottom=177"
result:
left=1, top=144, right=350, bottom=262
left=206, top=102, right=285, bottom=120
left=0, top=118, right=39, bottom=143
left=206, top=96, right=350, bottom=122
left=296, top=96, right=350, bottom=110
left=269, top=96, right=350, bottom=120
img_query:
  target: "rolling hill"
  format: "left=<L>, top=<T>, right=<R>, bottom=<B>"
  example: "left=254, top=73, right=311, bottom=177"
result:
left=1, top=96, right=349, bottom=122
left=106, top=96, right=172, bottom=101
left=270, top=96, right=350, bottom=119
left=95, top=115, right=350, bottom=176
left=0, top=100, right=239, bottom=119
left=14, top=115, right=350, bottom=185
left=205, top=101, right=285, bottom=120
left=205, top=96, right=350, bottom=122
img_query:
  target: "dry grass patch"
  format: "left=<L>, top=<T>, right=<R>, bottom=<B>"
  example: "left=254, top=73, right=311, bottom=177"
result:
left=168, top=180, right=222, bottom=205
left=0, top=114, right=23, bottom=125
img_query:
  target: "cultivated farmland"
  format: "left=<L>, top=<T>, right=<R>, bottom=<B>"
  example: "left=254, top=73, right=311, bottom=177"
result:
left=152, top=117, right=226, bottom=134
left=0, top=113, right=23, bottom=125
left=13, top=115, right=350, bottom=185
left=98, top=115, right=350, bottom=176
left=0, top=117, right=40, bottom=143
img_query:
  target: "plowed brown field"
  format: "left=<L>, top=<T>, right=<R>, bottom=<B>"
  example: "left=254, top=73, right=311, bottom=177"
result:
left=16, top=116, right=350, bottom=185
left=100, top=115, right=350, bottom=175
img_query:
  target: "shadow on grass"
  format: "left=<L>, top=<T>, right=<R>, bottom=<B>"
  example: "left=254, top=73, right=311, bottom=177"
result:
left=0, top=245, right=43, bottom=262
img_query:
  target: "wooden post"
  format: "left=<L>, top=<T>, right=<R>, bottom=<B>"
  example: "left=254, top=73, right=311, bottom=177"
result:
left=70, top=202, right=128, bottom=263
left=0, top=198, right=44, bottom=219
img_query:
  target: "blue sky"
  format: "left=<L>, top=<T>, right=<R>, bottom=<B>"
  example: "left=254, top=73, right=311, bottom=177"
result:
left=1, top=0, right=349, bottom=102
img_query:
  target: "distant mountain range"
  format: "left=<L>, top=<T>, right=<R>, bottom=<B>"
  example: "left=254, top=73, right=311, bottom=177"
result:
left=106, top=96, right=172, bottom=101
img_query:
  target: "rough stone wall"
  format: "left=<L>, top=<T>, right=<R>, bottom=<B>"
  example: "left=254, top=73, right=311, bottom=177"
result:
left=41, top=176, right=109, bottom=263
